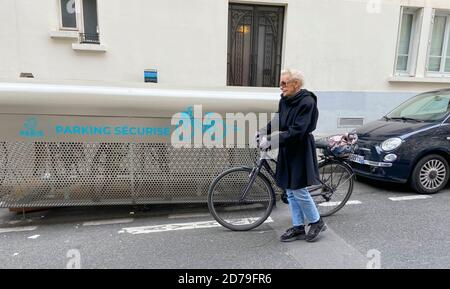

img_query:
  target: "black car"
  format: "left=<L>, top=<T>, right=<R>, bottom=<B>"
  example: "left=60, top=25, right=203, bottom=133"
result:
left=349, top=89, right=450, bottom=194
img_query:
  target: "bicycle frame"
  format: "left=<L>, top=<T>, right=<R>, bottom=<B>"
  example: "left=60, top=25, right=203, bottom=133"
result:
left=238, top=150, right=353, bottom=202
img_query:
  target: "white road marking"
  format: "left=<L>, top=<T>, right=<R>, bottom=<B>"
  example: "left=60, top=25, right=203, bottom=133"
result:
left=319, top=200, right=362, bottom=207
left=389, top=195, right=432, bottom=201
left=27, top=234, right=40, bottom=239
left=83, top=218, right=134, bottom=226
left=12, top=253, right=19, bottom=257
left=168, top=213, right=211, bottom=219
left=118, top=217, right=274, bottom=234
left=0, top=226, right=37, bottom=234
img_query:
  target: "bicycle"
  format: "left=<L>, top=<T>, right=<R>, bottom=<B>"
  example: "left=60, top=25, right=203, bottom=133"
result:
left=207, top=139, right=355, bottom=231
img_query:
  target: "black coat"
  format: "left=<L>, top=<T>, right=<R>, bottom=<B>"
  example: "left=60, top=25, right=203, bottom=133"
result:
left=261, top=89, right=320, bottom=190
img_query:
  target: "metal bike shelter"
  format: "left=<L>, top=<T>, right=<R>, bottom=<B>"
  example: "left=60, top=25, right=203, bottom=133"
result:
left=0, top=82, right=280, bottom=208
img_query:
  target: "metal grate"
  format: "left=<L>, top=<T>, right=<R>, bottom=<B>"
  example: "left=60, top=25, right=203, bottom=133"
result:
left=338, top=117, right=364, bottom=127
left=0, top=142, right=282, bottom=208
left=79, top=33, right=100, bottom=44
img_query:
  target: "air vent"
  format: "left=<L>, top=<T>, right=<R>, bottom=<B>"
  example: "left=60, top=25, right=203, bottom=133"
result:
left=338, top=117, right=364, bottom=127
left=20, top=72, right=34, bottom=78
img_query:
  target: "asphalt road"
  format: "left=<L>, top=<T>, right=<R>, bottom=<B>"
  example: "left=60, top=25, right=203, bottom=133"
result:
left=0, top=178, right=449, bottom=269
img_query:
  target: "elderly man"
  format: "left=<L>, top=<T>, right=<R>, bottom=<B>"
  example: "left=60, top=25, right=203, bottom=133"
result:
left=257, top=69, right=326, bottom=242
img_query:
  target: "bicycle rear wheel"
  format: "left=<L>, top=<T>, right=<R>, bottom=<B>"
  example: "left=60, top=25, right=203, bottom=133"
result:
left=312, top=160, right=354, bottom=217
left=207, top=167, right=275, bottom=231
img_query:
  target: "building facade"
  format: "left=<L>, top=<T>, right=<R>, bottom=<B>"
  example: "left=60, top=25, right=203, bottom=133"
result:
left=2, top=0, right=450, bottom=134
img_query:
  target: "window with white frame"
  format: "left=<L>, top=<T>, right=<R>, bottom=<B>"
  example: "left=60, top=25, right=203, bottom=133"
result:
left=80, top=0, right=100, bottom=44
left=58, top=0, right=100, bottom=44
left=60, top=0, right=78, bottom=30
left=395, top=7, right=422, bottom=75
left=427, top=11, right=450, bottom=75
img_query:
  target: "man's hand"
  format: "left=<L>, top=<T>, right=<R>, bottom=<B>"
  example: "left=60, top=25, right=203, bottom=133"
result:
left=258, top=136, right=271, bottom=150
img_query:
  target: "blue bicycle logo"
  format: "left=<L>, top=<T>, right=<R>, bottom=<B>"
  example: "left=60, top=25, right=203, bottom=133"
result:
left=19, top=117, right=45, bottom=138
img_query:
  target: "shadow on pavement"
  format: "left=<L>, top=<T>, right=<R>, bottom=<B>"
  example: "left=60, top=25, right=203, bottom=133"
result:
left=355, top=175, right=450, bottom=193
left=0, top=203, right=210, bottom=228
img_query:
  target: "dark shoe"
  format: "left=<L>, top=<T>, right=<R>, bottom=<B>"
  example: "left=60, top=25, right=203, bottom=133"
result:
left=306, top=218, right=327, bottom=242
left=280, top=226, right=306, bottom=242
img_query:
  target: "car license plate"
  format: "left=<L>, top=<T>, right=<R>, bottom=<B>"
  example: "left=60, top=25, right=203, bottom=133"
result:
left=348, top=154, right=365, bottom=164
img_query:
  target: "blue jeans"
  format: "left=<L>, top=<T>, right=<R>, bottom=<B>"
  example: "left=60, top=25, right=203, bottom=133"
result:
left=286, top=188, right=320, bottom=226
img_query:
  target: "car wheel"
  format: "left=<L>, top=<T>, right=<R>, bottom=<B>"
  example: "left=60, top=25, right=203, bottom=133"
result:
left=410, top=154, right=449, bottom=194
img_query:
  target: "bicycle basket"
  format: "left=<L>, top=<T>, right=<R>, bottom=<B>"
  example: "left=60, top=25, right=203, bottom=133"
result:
left=320, top=133, right=358, bottom=158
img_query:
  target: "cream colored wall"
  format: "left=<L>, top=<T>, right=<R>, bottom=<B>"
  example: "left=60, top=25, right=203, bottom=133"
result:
left=0, top=0, right=229, bottom=86
left=283, top=0, right=400, bottom=91
left=0, top=0, right=20, bottom=80
left=97, top=0, right=228, bottom=86
left=1, top=0, right=450, bottom=92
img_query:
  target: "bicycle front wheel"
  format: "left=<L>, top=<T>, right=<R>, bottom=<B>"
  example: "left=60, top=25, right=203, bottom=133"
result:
left=207, top=167, right=275, bottom=231
left=312, top=160, right=354, bottom=217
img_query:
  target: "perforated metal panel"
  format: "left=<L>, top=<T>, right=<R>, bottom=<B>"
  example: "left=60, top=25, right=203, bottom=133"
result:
left=0, top=142, right=281, bottom=208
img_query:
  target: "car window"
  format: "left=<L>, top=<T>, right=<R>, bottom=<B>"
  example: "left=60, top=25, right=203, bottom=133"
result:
left=387, top=92, right=450, bottom=122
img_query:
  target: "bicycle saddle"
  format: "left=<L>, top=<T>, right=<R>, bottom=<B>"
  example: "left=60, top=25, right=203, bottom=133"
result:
left=315, top=139, right=329, bottom=150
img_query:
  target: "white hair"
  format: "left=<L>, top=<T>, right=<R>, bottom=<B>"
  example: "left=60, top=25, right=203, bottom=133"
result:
left=281, top=69, right=305, bottom=88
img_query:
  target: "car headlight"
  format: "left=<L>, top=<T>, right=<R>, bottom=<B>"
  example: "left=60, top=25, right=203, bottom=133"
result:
left=381, top=138, right=402, bottom=152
